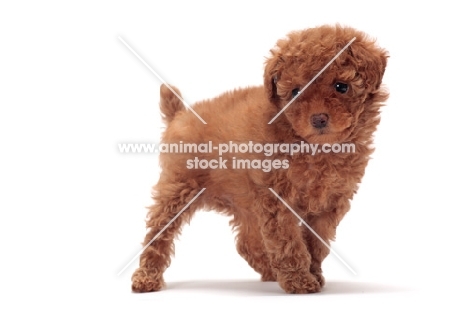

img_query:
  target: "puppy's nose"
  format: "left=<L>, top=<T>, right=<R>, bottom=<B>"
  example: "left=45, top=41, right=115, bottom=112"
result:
left=311, top=113, right=329, bottom=129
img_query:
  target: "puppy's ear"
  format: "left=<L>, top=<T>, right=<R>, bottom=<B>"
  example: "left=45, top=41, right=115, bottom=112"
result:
left=263, top=53, right=281, bottom=105
left=374, top=50, right=388, bottom=90
left=377, top=50, right=390, bottom=89
left=350, top=43, right=388, bottom=91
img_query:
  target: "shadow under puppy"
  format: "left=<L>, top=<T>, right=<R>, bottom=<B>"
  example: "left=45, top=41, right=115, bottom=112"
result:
left=131, top=25, right=388, bottom=294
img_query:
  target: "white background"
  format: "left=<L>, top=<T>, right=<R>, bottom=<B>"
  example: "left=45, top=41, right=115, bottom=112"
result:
left=1, top=1, right=467, bottom=310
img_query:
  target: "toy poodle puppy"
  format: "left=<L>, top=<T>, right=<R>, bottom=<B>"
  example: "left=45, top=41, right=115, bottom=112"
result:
left=131, top=24, right=388, bottom=294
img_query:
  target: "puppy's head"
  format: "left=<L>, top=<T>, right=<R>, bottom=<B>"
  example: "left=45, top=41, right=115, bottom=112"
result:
left=264, top=25, right=388, bottom=144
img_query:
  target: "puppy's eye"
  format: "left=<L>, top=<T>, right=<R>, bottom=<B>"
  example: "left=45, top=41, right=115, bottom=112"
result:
left=291, top=88, right=300, bottom=98
left=335, top=82, right=348, bottom=94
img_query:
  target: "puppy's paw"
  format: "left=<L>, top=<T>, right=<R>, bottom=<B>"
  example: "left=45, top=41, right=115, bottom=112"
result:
left=260, top=271, right=277, bottom=282
left=278, top=272, right=321, bottom=294
left=131, top=267, right=164, bottom=293
left=311, top=271, right=325, bottom=288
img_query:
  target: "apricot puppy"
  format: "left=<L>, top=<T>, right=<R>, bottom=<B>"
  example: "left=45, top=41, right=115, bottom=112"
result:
left=131, top=25, right=388, bottom=294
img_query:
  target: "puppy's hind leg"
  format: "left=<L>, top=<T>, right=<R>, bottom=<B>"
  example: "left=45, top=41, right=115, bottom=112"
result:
left=131, top=180, right=204, bottom=292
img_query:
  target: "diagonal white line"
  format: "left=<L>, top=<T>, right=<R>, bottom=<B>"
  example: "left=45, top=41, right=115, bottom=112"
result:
left=117, top=188, right=206, bottom=276
left=268, top=188, right=357, bottom=275
left=268, top=37, right=356, bottom=124
left=118, top=36, right=207, bottom=125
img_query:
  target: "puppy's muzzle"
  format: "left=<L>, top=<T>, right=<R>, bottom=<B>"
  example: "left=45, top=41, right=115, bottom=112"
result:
left=311, top=113, right=329, bottom=129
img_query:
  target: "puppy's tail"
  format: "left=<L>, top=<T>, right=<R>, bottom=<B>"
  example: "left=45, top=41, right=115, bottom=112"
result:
left=160, top=84, right=186, bottom=124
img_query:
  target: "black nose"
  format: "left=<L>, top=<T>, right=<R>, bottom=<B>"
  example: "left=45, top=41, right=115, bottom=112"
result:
left=311, top=113, right=329, bottom=129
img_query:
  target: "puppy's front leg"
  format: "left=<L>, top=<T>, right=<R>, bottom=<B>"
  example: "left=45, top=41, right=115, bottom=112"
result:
left=304, top=202, right=350, bottom=287
left=303, top=212, right=335, bottom=287
left=256, top=194, right=321, bottom=294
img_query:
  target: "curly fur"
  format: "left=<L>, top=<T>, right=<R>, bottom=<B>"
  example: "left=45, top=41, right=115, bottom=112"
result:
left=131, top=24, right=389, bottom=294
